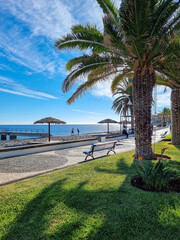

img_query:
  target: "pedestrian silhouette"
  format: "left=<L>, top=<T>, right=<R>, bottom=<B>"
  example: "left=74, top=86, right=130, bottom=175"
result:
left=122, top=128, right=128, bottom=138
left=71, top=128, right=74, bottom=135
left=77, top=128, right=80, bottom=135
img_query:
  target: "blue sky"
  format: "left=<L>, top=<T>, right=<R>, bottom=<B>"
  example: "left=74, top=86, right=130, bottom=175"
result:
left=0, top=0, right=171, bottom=124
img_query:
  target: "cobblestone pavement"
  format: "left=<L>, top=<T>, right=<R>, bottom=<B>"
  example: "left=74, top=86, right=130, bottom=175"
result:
left=0, top=128, right=169, bottom=185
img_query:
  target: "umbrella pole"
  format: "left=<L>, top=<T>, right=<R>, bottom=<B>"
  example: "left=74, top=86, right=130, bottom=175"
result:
left=48, top=123, right=50, bottom=142
left=107, top=123, right=109, bottom=133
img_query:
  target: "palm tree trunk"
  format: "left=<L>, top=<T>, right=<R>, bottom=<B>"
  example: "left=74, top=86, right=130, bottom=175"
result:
left=171, top=88, right=180, bottom=145
left=133, top=70, right=156, bottom=160
left=130, top=108, right=134, bottom=129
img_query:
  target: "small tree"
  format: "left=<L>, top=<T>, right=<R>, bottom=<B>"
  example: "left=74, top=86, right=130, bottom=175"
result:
left=112, top=78, right=134, bottom=129
left=157, top=50, right=180, bottom=145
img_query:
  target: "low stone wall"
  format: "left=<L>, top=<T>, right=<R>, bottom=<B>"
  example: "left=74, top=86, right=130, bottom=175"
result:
left=0, top=133, right=134, bottom=160
left=0, top=137, right=98, bottom=159
left=0, top=133, right=97, bottom=148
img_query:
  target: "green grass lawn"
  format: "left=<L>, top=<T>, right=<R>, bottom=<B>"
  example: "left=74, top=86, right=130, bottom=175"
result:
left=164, top=134, right=172, bottom=140
left=0, top=140, right=179, bottom=240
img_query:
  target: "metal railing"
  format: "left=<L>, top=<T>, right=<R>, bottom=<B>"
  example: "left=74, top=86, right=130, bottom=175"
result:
left=0, top=128, right=45, bottom=133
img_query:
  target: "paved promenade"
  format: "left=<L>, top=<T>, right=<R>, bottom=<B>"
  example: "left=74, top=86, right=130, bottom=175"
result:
left=0, top=128, right=169, bottom=185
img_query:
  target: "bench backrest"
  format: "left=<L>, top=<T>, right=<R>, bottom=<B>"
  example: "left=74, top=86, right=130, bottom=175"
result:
left=92, top=141, right=117, bottom=152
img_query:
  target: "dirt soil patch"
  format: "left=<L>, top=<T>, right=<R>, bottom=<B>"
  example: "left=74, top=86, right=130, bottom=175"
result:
left=132, top=154, right=171, bottom=160
left=155, top=153, right=171, bottom=160
left=131, top=176, right=180, bottom=193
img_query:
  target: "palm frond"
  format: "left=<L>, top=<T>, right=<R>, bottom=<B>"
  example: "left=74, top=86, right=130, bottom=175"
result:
left=63, top=61, right=110, bottom=93
left=112, top=78, right=133, bottom=114
left=96, top=0, right=120, bottom=27
left=66, top=72, right=110, bottom=104
left=88, top=65, right=118, bottom=82
left=111, top=73, right=126, bottom=92
left=55, top=24, right=109, bottom=52
left=103, top=16, right=130, bottom=57
left=111, top=70, right=132, bottom=92
left=156, top=73, right=175, bottom=88
left=63, top=51, right=125, bottom=93
left=150, top=0, right=178, bottom=37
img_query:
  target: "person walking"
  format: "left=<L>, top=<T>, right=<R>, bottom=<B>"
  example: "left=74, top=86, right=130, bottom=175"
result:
left=71, top=128, right=74, bottom=135
left=77, top=128, right=80, bottom=135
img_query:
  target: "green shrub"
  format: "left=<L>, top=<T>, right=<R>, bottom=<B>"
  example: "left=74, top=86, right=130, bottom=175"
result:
left=135, top=159, right=176, bottom=191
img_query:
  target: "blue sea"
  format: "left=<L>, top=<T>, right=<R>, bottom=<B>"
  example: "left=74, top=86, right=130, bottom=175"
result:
left=0, top=124, right=122, bottom=140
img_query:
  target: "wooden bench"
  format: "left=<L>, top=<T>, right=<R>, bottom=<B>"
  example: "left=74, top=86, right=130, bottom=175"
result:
left=83, top=141, right=117, bottom=161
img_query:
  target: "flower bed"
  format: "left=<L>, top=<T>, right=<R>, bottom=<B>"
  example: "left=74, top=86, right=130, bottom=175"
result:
left=131, top=176, right=180, bottom=193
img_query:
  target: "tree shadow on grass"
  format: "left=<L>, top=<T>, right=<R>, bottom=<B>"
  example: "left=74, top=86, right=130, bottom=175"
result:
left=2, top=158, right=180, bottom=240
left=170, top=159, right=180, bottom=171
left=94, top=157, right=133, bottom=175
left=166, top=144, right=180, bottom=172
left=174, top=145, right=180, bottom=150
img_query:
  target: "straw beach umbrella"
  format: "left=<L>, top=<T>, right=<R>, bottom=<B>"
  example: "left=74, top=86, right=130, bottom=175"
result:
left=34, top=117, right=66, bottom=142
left=98, top=118, right=118, bottom=133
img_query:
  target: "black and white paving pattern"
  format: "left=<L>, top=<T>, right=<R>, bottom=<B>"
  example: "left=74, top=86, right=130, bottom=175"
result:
left=0, top=128, right=169, bottom=185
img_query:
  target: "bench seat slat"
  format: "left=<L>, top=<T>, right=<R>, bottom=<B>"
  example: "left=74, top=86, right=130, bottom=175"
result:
left=83, top=151, right=92, bottom=154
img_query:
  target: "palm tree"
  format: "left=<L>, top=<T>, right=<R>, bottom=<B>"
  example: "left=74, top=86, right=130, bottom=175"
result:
left=157, top=58, right=180, bottom=145
left=164, top=45, right=180, bottom=145
left=112, top=78, right=134, bottom=129
left=55, top=0, right=180, bottom=159
left=171, top=86, right=180, bottom=145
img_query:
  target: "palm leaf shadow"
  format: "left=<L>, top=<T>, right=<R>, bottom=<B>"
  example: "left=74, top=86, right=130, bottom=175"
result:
left=2, top=158, right=179, bottom=240
left=95, top=157, right=133, bottom=175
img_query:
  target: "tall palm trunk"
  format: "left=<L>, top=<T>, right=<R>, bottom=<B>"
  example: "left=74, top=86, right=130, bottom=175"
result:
left=133, top=69, right=156, bottom=160
left=130, top=107, right=134, bottom=129
left=171, top=88, right=180, bottom=145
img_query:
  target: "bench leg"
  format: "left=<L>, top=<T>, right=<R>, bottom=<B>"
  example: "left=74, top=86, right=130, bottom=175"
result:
left=107, top=150, right=116, bottom=155
left=84, top=153, right=94, bottom=161
left=84, top=155, right=89, bottom=161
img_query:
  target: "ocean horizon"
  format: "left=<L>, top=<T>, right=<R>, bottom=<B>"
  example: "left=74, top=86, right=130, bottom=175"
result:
left=0, top=124, right=123, bottom=140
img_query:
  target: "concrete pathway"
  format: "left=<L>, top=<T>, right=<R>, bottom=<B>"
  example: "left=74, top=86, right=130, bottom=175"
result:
left=0, top=128, right=169, bottom=185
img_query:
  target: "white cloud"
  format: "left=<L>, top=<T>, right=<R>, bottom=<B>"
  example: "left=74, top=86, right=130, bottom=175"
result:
left=91, top=78, right=114, bottom=99
left=156, top=86, right=171, bottom=108
left=72, top=109, right=100, bottom=115
left=0, top=88, right=45, bottom=99
left=92, top=81, right=113, bottom=98
left=0, top=76, right=58, bottom=99
left=0, top=76, right=13, bottom=84
left=71, top=0, right=104, bottom=31
left=0, top=28, right=66, bottom=75
left=0, top=0, right=77, bottom=40
left=0, top=0, right=122, bottom=39
left=157, top=85, right=167, bottom=94
left=1, top=0, right=121, bottom=39
left=0, top=0, right=121, bottom=76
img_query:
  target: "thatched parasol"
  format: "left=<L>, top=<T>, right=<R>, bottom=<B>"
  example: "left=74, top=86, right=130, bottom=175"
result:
left=98, top=118, right=118, bottom=133
left=34, top=117, right=66, bottom=142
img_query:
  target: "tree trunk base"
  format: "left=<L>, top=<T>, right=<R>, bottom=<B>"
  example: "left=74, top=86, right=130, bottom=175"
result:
left=134, top=147, right=157, bottom=160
